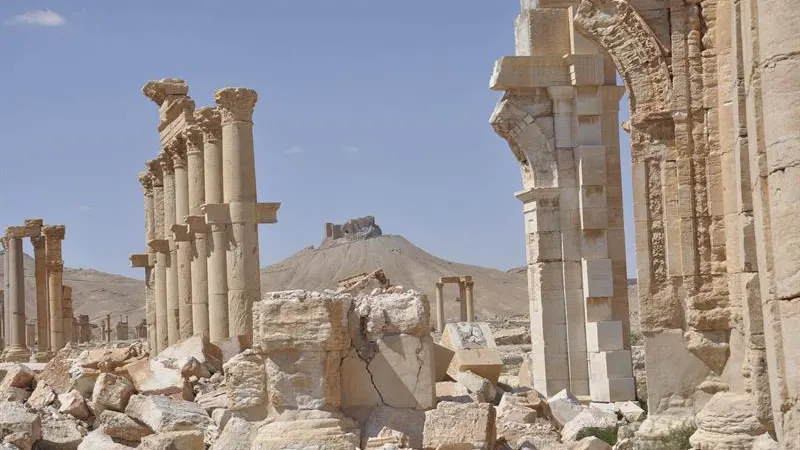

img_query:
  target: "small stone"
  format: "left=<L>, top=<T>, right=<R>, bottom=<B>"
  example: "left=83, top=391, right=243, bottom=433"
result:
left=57, top=390, right=91, bottom=421
left=124, top=394, right=211, bottom=433
left=496, top=392, right=537, bottom=424
left=138, top=430, right=204, bottom=450
left=27, top=382, right=57, bottom=410
left=614, top=401, right=646, bottom=422
left=454, top=370, right=497, bottom=403
left=92, top=372, right=135, bottom=413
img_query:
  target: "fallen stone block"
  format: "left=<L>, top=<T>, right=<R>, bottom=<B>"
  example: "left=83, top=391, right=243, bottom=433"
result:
left=251, top=409, right=361, bottom=450
left=364, top=426, right=410, bottom=449
left=561, top=407, right=618, bottom=442
left=123, top=358, right=184, bottom=398
left=614, top=401, right=646, bottom=422
left=432, top=342, right=454, bottom=382
left=493, top=326, right=529, bottom=345
left=496, top=392, right=537, bottom=424
left=156, top=334, right=223, bottom=377
left=441, top=323, right=503, bottom=383
left=92, top=372, right=135, bottom=413
left=138, top=430, right=204, bottom=450
left=38, top=418, right=85, bottom=450
left=224, top=349, right=267, bottom=419
left=0, top=365, right=34, bottom=392
left=423, top=401, right=496, bottom=450
left=124, top=394, right=211, bottom=433
left=210, top=416, right=254, bottom=450
left=97, top=410, right=153, bottom=443
left=211, top=408, right=234, bottom=429
left=0, top=401, right=42, bottom=450
left=57, top=390, right=91, bottom=421
left=0, top=387, right=30, bottom=403
left=195, top=387, right=227, bottom=413
left=265, top=350, right=344, bottom=414
left=351, top=289, right=431, bottom=338
left=547, top=389, right=583, bottom=428
left=361, top=405, right=426, bottom=449
left=454, top=370, right=497, bottom=403
left=77, top=429, right=135, bottom=450
left=573, top=436, right=612, bottom=450
left=435, top=381, right=473, bottom=403
left=26, top=382, right=56, bottom=410
left=441, top=322, right=498, bottom=350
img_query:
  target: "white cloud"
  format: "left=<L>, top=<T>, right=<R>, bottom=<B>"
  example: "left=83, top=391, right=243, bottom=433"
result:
left=78, top=205, right=91, bottom=212
left=344, top=147, right=360, bottom=154
left=7, top=9, right=66, bottom=27
left=284, top=146, right=308, bottom=155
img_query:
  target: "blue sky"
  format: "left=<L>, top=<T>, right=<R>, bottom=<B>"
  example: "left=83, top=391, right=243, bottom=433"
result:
left=0, top=1, right=634, bottom=280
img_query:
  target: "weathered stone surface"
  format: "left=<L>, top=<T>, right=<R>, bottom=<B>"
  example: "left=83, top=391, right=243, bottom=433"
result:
left=38, top=418, right=85, bottom=450
left=97, top=410, right=153, bottom=442
left=209, top=416, right=254, bottom=450
left=252, top=409, right=360, bottom=450
left=124, top=394, right=211, bottom=433
left=497, top=392, right=537, bottom=424
left=423, top=401, right=496, bottom=449
left=561, top=407, right=617, bottom=442
left=573, top=436, right=612, bottom=450
left=196, top=387, right=227, bottom=413
left=215, top=334, right=251, bottom=364
left=156, top=334, right=223, bottom=376
left=633, top=409, right=696, bottom=450
left=0, top=387, right=29, bottom=403
left=26, top=382, right=56, bottom=410
left=92, top=372, right=135, bottom=413
left=614, top=401, right=646, bottom=423
left=361, top=405, right=426, bottom=449
left=57, top=390, right=90, bottom=421
left=689, top=393, right=767, bottom=450
left=441, top=322, right=497, bottom=350
left=265, top=350, right=343, bottom=414
left=432, top=342, right=455, bottom=382
left=256, top=290, right=352, bottom=352
left=223, top=349, right=267, bottom=415
left=367, top=335, right=436, bottom=410
left=77, top=429, right=135, bottom=450
left=0, top=365, right=34, bottom=394
left=123, top=358, right=183, bottom=398
left=547, top=389, right=583, bottom=428
left=453, top=370, right=497, bottom=403
left=351, top=290, right=430, bottom=338
left=435, top=381, right=473, bottom=403
left=138, top=430, right=204, bottom=450
left=493, top=327, right=529, bottom=345
left=0, top=402, right=42, bottom=450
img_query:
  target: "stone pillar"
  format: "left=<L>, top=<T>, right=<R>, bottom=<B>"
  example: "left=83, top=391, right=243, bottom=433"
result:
left=31, top=235, right=50, bottom=359
left=458, top=281, right=468, bottom=322
left=146, top=160, right=169, bottom=352
left=183, top=124, right=210, bottom=338
left=434, top=281, right=445, bottom=331
left=62, top=286, right=73, bottom=344
left=1, top=238, right=8, bottom=350
left=159, top=150, right=180, bottom=346
left=106, top=314, right=111, bottom=343
left=170, top=140, right=194, bottom=339
left=207, top=88, right=280, bottom=340
left=43, top=225, right=65, bottom=351
left=464, top=280, right=475, bottom=322
left=4, top=227, right=30, bottom=362
left=26, top=321, right=35, bottom=351
left=196, top=107, right=229, bottom=342
left=129, top=171, right=157, bottom=352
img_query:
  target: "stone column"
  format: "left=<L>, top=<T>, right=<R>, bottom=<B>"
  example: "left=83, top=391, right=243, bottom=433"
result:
left=139, top=170, right=157, bottom=351
left=147, top=160, right=169, bottom=352
left=106, top=314, right=111, bottom=343
left=458, top=281, right=468, bottom=322
left=62, top=286, right=73, bottom=344
left=159, top=150, right=180, bottom=346
left=464, top=280, right=475, bottom=322
left=31, top=235, right=50, bottom=359
left=170, top=140, right=194, bottom=339
left=26, top=321, right=35, bottom=351
left=183, top=124, right=210, bottom=337
left=434, top=281, right=444, bottom=331
left=207, top=88, right=280, bottom=340
left=196, top=107, right=229, bottom=342
left=4, top=227, right=29, bottom=362
left=43, top=225, right=65, bottom=351
left=1, top=238, right=8, bottom=350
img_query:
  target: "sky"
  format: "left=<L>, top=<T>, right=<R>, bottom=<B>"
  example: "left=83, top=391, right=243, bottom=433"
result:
left=0, top=1, right=635, bottom=280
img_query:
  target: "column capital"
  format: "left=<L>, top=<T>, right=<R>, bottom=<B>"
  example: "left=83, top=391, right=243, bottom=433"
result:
left=183, top=124, right=204, bottom=154
left=42, top=225, right=66, bottom=241
left=141, top=78, right=188, bottom=106
left=158, top=149, right=175, bottom=175
left=30, top=235, right=46, bottom=250
left=46, top=261, right=64, bottom=272
left=166, top=138, right=187, bottom=169
left=147, top=238, right=169, bottom=253
left=146, top=159, right=164, bottom=186
left=23, top=219, right=43, bottom=236
left=195, top=107, right=222, bottom=142
left=5, top=226, right=26, bottom=239
left=214, top=87, right=258, bottom=124
left=138, top=171, right=154, bottom=194
left=435, top=282, right=444, bottom=288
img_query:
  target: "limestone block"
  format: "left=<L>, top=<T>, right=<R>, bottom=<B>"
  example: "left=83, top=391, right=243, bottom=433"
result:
left=195, top=387, right=226, bottom=413
left=569, top=55, right=606, bottom=87
left=527, top=231, right=563, bottom=263
left=368, top=335, right=436, bottom=409
left=561, top=407, right=617, bottom=442
left=0, top=402, right=42, bottom=448
left=585, top=298, right=613, bottom=322
left=528, top=262, right=566, bottom=293
left=211, top=408, right=233, bottom=429
left=124, top=394, right=211, bottom=433
left=518, top=352, right=534, bottom=389
left=581, top=259, right=613, bottom=298
left=340, top=348, right=382, bottom=413
left=446, top=348, right=504, bottom=385
left=58, top=390, right=91, bottom=420
left=575, top=146, right=607, bottom=186
left=156, top=334, right=223, bottom=376
left=547, top=389, right=583, bottom=428
left=257, top=290, right=352, bottom=352
left=77, top=429, right=134, bottom=450
left=214, top=334, right=252, bottom=365
left=493, top=327, right=529, bottom=345
left=580, top=208, right=609, bottom=230
left=26, top=382, right=56, bottom=410
left=97, top=410, right=153, bottom=442
left=91, top=372, right=135, bottom=413
left=643, top=330, right=710, bottom=412
left=351, top=289, right=430, bottom=339
left=138, top=430, right=204, bottom=450
left=0, top=365, right=34, bottom=395
left=490, top=56, right=570, bottom=90
left=435, top=381, right=473, bottom=404
left=223, top=349, right=267, bottom=415
left=38, top=418, right=85, bottom=450
left=265, top=350, right=343, bottom=414
left=251, top=410, right=360, bottom=450
left=581, top=230, right=609, bottom=260
left=362, top=405, right=426, bottom=449
left=123, top=358, right=184, bottom=398
left=589, top=350, right=633, bottom=379
left=588, top=375, right=635, bottom=403
left=453, top=370, right=497, bottom=403
left=614, top=401, right=646, bottom=422
left=422, top=401, right=496, bottom=450
left=585, top=321, right=623, bottom=352
left=210, top=416, right=254, bottom=450
left=441, top=322, right=496, bottom=350
left=497, top=392, right=537, bottom=424
left=432, top=342, right=454, bottom=382
left=515, top=8, right=571, bottom=57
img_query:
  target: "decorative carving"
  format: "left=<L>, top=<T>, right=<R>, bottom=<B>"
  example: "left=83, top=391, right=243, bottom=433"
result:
left=214, top=88, right=258, bottom=124
left=146, top=159, right=163, bottom=187
left=138, top=171, right=153, bottom=194
left=183, top=124, right=204, bottom=154
left=168, top=138, right=188, bottom=169
left=195, top=107, right=222, bottom=142
left=42, top=225, right=66, bottom=240
left=30, top=236, right=46, bottom=249
left=158, top=149, right=175, bottom=175
left=141, top=78, right=188, bottom=106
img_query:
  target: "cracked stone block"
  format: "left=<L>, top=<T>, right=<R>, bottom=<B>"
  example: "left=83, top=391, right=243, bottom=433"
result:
left=423, top=401, right=496, bottom=450
left=433, top=342, right=454, bottom=382
left=561, top=407, right=618, bottom=442
left=367, top=335, right=436, bottom=410
left=547, top=389, right=583, bottom=428
left=224, top=349, right=267, bottom=417
left=92, top=372, right=136, bottom=414
left=265, top=350, right=344, bottom=415
left=351, top=289, right=431, bottom=339
left=124, top=394, right=211, bottom=433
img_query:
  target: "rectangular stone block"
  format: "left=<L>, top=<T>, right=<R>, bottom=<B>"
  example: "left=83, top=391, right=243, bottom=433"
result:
left=561, top=230, right=582, bottom=261
left=576, top=116, right=602, bottom=146
left=563, top=262, right=583, bottom=290
left=588, top=350, right=633, bottom=379
left=446, top=349, right=504, bottom=384
left=490, top=56, right=569, bottom=91
left=515, top=8, right=571, bottom=57
left=265, top=350, right=344, bottom=414
left=433, top=342, right=455, bottom=382
left=567, top=55, right=606, bottom=86
left=581, top=229, right=609, bottom=259
left=589, top=375, right=636, bottom=402
left=575, top=145, right=607, bottom=186
left=585, top=297, right=613, bottom=322
left=585, top=321, right=623, bottom=352
left=526, top=206, right=560, bottom=232
left=581, top=259, right=613, bottom=298
left=527, top=231, right=563, bottom=263
left=530, top=262, right=566, bottom=292
left=580, top=207, right=608, bottom=230
left=440, top=322, right=497, bottom=350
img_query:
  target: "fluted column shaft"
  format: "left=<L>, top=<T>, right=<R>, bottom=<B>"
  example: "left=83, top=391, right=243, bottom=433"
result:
left=185, top=125, right=210, bottom=337
left=160, top=153, right=180, bottom=346
left=197, top=107, right=229, bottom=342
left=172, top=144, right=194, bottom=339
left=215, top=88, right=262, bottom=339
left=43, top=225, right=65, bottom=351
left=31, top=236, right=49, bottom=356
left=4, top=229, right=28, bottom=361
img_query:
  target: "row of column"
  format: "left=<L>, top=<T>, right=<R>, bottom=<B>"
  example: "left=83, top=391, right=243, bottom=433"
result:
left=131, top=79, right=280, bottom=353
left=433, top=276, right=475, bottom=331
left=1, top=220, right=68, bottom=362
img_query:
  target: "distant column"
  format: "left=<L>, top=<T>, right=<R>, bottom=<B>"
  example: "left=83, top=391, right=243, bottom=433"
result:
left=106, top=314, right=111, bottom=343
left=196, top=107, right=229, bottom=342
left=43, top=225, right=66, bottom=351
left=171, top=140, right=194, bottom=340
left=458, top=281, right=468, bottom=322
left=464, top=280, right=475, bottom=322
left=31, top=235, right=50, bottom=359
left=62, top=286, right=73, bottom=344
left=4, top=227, right=30, bottom=362
left=209, top=88, right=280, bottom=339
left=183, top=123, right=210, bottom=337
left=159, top=150, right=180, bottom=346
left=434, top=281, right=445, bottom=332
left=1, top=238, right=8, bottom=351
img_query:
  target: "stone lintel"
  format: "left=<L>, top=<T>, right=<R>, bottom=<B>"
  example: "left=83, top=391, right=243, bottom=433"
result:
left=5, top=226, right=26, bottom=239
left=201, top=203, right=231, bottom=225
left=128, top=254, right=151, bottom=268
left=147, top=239, right=170, bottom=253
left=515, top=187, right=561, bottom=204
left=563, top=53, right=605, bottom=86
left=185, top=215, right=210, bottom=233
left=256, top=202, right=281, bottom=224
left=171, top=224, right=193, bottom=242
left=439, top=276, right=473, bottom=284
left=142, top=78, right=188, bottom=106
left=489, top=56, right=569, bottom=91
left=160, top=105, right=193, bottom=149
left=42, top=225, right=66, bottom=240
left=23, top=219, right=43, bottom=237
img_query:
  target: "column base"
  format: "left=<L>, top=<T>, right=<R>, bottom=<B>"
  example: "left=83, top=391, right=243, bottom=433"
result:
left=2, top=346, right=31, bottom=363
left=34, top=351, right=53, bottom=362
